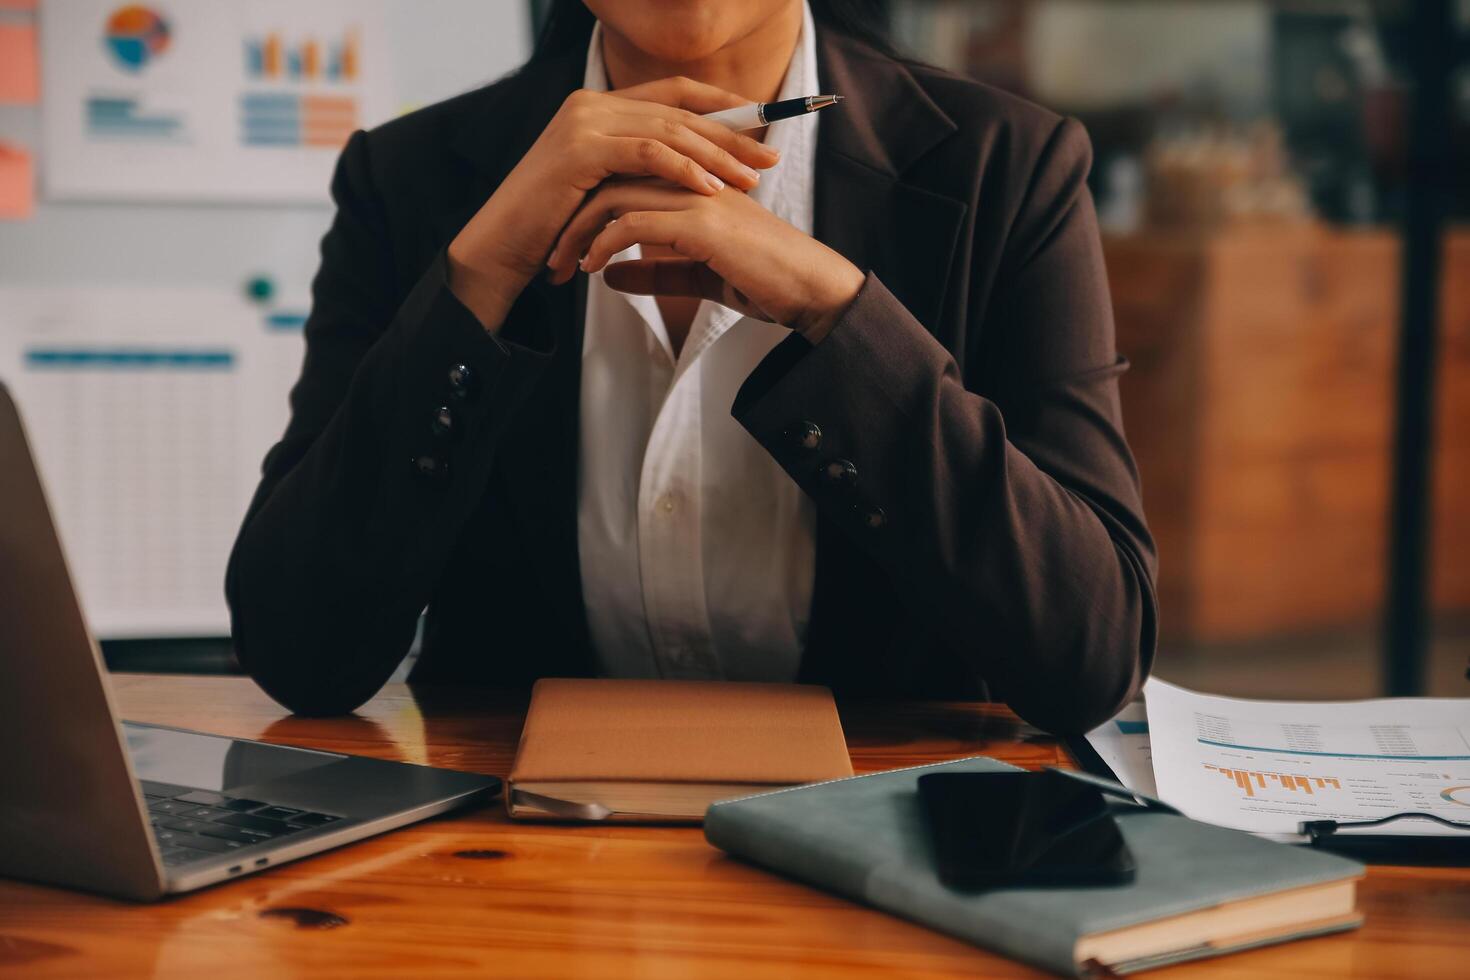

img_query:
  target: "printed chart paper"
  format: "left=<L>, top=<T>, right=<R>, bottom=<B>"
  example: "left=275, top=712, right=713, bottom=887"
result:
left=1083, top=700, right=1157, bottom=797
left=1146, top=679, right=1470, bottom=840
left=41, top=0, right=391, bottom=202
left=0, top=287, right=304, bottom=637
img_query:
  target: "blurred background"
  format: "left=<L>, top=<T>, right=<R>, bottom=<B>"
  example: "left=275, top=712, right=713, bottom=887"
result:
left=0, top=0, right=1465, bottom=701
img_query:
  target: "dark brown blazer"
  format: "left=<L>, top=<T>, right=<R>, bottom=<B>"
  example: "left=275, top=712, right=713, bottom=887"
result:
left=226, top=30, right=1158, bottom=735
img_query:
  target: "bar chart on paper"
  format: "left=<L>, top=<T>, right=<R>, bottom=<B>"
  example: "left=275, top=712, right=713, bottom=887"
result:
left=1204, top=766, right=1342, bottom=799
left=1146, top=679, right=1470, bottom=839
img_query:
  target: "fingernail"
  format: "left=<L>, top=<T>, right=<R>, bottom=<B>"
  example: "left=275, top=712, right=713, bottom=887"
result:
left=579, top=256, right=589, bottom=272
left=704, top=173, right=725, bottom=193
left=741, top=164, right=760, bottom=183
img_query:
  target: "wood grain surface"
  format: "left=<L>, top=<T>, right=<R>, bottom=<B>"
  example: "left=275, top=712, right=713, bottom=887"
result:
left=1, top=674, right=1466, bottom=979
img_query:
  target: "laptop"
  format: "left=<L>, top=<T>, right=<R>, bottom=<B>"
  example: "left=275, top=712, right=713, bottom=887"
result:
left=0, top=382, right=501, bottom=900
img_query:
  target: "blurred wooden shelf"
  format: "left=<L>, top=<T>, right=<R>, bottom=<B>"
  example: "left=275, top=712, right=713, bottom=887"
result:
left=1433, top=232, right=1470, bottom=617
left=1105, top=224, right=1470, bottom=645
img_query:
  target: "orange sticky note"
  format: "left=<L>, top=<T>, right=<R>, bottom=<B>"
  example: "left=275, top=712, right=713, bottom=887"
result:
left=0, top=22, right=40, bottom=105
left=0, top=143, right=35, bottom=221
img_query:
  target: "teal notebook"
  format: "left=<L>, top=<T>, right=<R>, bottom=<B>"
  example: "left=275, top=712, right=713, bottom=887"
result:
left=704, top=757, right=1364, bottom=977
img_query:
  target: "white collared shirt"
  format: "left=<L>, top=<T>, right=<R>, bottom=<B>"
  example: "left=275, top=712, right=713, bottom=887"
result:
left=576, top=3, right=820, bottom=681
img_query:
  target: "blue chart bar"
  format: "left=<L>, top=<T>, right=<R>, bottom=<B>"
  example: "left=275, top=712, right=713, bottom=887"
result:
left=265, top=312, right=308, bottom=331
left=25, top=349, right=235, bottom=370
left=244, top=38, right=265, bottom=77
left=86, top=97, right=185, bottom=141
left=1116, top=720, right=1149, bottom=735
left=241, top=93, right=302, bottom=146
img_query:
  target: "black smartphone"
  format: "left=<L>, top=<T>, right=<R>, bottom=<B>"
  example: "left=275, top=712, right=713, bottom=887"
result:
left=917, top=770, right=1136, bottom=890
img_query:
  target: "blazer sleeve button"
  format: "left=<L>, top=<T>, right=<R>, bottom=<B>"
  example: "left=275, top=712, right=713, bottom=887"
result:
left=819, top=458, right=858, bottom=490
left=857, top=504, right=887, bottom=530
left=447, top=363, right=477, bottom=400
left=411, top=454, right=450, bottom=487
left=431, top=405, right=457, bottom=441
left=786, top=420, right=822, bottom=452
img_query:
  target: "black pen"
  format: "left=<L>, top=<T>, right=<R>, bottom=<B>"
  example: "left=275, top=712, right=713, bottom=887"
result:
left=701, top=94, right=843, bottom=132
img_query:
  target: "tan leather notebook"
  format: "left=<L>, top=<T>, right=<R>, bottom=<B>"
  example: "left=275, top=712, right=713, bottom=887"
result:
left=507, top=678, right=853, bottom=822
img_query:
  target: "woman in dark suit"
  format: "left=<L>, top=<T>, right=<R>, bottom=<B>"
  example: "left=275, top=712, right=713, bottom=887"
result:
left=226, top=0, right=1157, bottom=735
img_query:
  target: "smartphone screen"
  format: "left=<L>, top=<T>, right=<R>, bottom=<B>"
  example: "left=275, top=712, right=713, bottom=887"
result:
left=918, top=770, right=1136, bottom=890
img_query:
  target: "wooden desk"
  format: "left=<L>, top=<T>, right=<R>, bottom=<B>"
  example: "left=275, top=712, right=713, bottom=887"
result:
left=2, top=675, right=1466, bottom=978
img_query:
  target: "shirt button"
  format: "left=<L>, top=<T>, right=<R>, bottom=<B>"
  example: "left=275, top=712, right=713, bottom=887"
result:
left=447, top=363, right=477, bottom=400
left=787, top=420, right=822, bottom=452
left=820, top=458, right=858, bottom=491
left=657, top=493, right=676, bottom=515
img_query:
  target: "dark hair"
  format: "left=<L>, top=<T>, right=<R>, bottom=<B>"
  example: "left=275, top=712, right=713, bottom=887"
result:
left=530, top=0, right=895, bottom=63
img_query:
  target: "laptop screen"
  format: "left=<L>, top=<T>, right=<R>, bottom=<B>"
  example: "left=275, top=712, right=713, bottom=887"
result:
left=123, top=723, right=342, bottom=793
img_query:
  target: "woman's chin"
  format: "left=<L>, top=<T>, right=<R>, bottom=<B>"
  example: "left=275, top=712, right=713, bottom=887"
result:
left=624, top=27, right=734, bottom=64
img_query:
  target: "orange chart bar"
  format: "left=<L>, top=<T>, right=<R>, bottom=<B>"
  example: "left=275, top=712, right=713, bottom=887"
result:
left=1204, top=764, right=1342, bottom=798
left=302, top=39, right=319, bottom=81
left=262, top=33, right=281, bottom=79
left=341, top=31, right=358, bottom=81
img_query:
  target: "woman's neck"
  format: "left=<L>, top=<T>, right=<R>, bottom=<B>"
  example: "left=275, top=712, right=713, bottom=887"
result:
left=599, top=3, right=803, bottom=104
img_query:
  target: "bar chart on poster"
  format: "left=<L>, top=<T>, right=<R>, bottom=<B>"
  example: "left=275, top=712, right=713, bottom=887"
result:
left=40, top=0, right=392, bottom=202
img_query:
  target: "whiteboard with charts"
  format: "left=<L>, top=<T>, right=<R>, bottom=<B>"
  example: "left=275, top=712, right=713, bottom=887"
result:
left=0, top=0, right=530, bottom=639
left=0, top=288, right=305, bottom=637
left=40, top=0, right=393, bottom=203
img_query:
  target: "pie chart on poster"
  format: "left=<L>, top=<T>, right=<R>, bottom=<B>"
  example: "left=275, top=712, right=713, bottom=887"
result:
left=104, top=5, right=171, bottom=72
left=1441, top=785, right=1470, bottom=807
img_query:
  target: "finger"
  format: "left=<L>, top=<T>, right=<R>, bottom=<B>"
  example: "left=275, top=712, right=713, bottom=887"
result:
left=606, top=258, right=772, bottom=321
left=608, top=113, right=762, bottom=191
left=603, top=257, right=724, bottom=301
left=603, top=136, right=727, bottom=199
left=612, top=75, right=747, bottom=114
left=582, top=210, right=711, bottom=273
left=547, top=182, right=692, bottom=284
left=614, top=103, right=779, bottom=172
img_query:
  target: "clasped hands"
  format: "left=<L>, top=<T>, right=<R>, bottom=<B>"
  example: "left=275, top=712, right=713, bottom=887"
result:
left=448, top=76, right=863, bottom=343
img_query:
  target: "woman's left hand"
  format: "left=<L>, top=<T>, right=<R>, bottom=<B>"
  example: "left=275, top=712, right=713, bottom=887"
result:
left=544, top=180, right=864, bottom=341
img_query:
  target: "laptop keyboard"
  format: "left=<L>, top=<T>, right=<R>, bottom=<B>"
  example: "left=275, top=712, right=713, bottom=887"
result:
left=141, top=780, right=344, bottom=868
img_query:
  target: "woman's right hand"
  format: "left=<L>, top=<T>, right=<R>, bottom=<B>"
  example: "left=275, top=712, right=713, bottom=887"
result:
left=447, top=76, right=780, bottom=332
